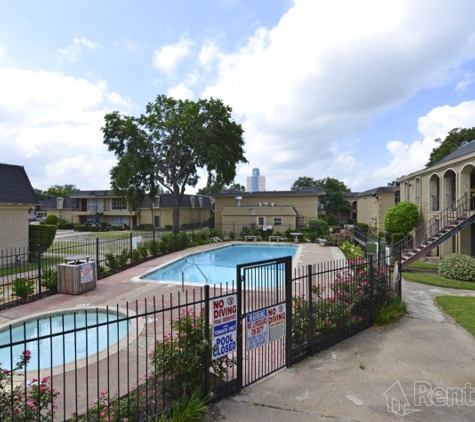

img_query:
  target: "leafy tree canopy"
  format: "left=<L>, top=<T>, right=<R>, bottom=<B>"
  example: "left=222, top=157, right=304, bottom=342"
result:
left=197, top=182, right=245, bottom=196
left=291, top=176, right=351, bottom=221
left=426, top=127, right=475, bottom=167
left=102, top=95, right=247, bottom=233
left=384, top=201, right=419, bottom=235
left=46, top=185, right=79, bottom=196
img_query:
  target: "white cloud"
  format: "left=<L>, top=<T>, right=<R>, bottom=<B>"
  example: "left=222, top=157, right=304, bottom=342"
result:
left=200, top=0, right=475, bottom=191
left=373, top=100, right=475, bottom=182
left=152, top=37, right=193, bottom=75
left=167, top=83, right=194, bottom=100
left=0, top=66, right=131, bottom=190
left=57, top=36, right=100, bottom=62
left=0, top=40, right=6, bottom=59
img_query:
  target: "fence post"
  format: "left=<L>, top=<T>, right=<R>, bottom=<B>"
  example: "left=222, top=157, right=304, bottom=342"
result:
left=285, top=256, right=293, bottom=368
left=369, top=255, right=374, bottom=325
left=204, top=285, right=210, bottom=397
left=95, top=238, right=99, bottom=270
left=236, top=268, right=243, bottom=390
left=306, top=264, right=314, bottom=357
left=37, top=245, right=43, bottom=298
left=397, top=246, right=402, bottom=299
left=129, top=232, right=133, bottom=260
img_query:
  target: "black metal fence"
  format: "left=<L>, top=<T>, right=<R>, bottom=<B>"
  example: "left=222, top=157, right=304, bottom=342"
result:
left=0, top=247, right=401, bottom=421
left=0, top=230, right=210, bottom=310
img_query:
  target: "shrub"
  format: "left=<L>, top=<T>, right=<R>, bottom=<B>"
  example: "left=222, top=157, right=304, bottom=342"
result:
left=307, top=218, right=329, bottom=236
left=355, top=222, right=369, bottom=233
left=327, top=214, right=338, bottom=226
left=150, top=310, right=236, bottom=398
left=330, top=229, right=353, bottom=246
left=0, top=350, right=59, bottom=421
left=41, top=268, right=58, bottom=293
left=375, top=299, right=407, bottom=325
left=29, top=224, right=57, bottom=256
left=45, top=215, right=59, bottom=226
left=439, top=253, right=475, bottom=282
left=12, top=277, right=35, bottom=300
left=340, top=241, right=365, bottom=259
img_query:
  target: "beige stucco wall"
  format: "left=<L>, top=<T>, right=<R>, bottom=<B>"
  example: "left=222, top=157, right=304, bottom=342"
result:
left=214, top=194, right=319, bottom=230
left=398, top=150, right=475, bottom=257
left=220, top=205, right=296, bottom=234
left=138, top=207, right=211, bottom=228
left=356, top=191, right=396, bottom=233
left=0, top=206, right=30, bottom=251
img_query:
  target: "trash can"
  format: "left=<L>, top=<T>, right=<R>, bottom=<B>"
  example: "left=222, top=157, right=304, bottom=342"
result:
left=58, top=256, right=97, bottom=295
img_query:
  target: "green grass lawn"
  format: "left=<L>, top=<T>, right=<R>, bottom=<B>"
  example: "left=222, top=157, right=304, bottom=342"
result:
left=435, top=296, right=475, bottom=337
left=402, top=272, right=475, bottom=290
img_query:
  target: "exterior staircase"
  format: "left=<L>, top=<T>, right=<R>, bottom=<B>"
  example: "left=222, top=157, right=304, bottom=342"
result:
left=395, top=194, right=475, bottom=270
left=88, top=211, right=104, bottom=227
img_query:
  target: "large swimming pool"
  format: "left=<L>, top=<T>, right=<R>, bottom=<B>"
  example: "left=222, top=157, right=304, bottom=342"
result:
left=140, top=244, right=299, bottom=285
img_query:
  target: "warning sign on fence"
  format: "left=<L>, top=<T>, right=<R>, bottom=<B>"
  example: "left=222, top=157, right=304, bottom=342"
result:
left=246, top=309, right=269, bottom=351
left=211, top=294, right=237, bottom=360
left=268, top=304, right=286, bottom=343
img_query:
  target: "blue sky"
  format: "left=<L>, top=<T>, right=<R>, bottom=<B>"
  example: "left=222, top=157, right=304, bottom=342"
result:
left=2, top=0, right=475, bottom=194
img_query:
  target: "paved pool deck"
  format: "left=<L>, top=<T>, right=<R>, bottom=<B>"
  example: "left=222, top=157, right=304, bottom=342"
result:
left=0, top=241, right=339, bottom=325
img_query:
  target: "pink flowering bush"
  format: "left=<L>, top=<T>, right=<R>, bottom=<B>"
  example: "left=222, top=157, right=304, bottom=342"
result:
left=0, top=350, right=60, bottom=421
left=150, top=309, right=236, bottom=398
left=292, top=257, right=393, bottom=345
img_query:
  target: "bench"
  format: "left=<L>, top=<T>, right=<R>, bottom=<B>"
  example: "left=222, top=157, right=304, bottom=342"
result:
left=244, top=235, right=261, bottom=242
left=268, top=236, right=285, bottom=242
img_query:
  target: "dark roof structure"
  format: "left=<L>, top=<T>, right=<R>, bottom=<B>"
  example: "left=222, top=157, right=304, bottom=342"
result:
left=355, top=186, right=398, bottom=198
left=0, top=163, right=37, bottom=205
left=215, top=187, right=326, bottom=197
left=435, top=140, right=475, bottom=166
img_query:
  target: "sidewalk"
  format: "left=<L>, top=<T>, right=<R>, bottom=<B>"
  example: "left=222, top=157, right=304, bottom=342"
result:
left=205, top=280, right=475, bottom=421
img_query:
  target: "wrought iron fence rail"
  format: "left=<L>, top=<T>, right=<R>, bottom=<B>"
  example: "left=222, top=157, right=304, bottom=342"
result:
left=0, top=237, right=401, bottom=421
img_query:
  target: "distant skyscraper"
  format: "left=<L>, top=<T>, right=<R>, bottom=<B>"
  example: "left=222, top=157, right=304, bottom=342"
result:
left=247, top=168, right=266, bottom=192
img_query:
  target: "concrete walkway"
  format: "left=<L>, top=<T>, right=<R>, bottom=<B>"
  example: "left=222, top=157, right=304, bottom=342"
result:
left=205, top=280, right=475, bottom=421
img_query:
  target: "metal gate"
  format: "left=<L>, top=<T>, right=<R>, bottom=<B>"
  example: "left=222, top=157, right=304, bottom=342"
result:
left=236, top=256, right=293, bottom=389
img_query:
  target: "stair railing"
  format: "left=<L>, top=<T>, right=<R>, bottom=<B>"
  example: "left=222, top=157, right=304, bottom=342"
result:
left=393, top=193, right=472, bottom=256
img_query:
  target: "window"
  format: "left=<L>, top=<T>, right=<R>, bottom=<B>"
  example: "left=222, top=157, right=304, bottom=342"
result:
left=258, top=217, right=265, bottom=225
left=112, top=198, right=127, bottom=210
left=273, top=217, right=283, bottom=226
left=154, top=196, right=160, bottom=208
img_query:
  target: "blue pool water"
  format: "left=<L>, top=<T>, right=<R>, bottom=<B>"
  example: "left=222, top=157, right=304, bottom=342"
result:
left=141, top=244, right=298, bottom=284
left=0, top=310, right=130, bottom=371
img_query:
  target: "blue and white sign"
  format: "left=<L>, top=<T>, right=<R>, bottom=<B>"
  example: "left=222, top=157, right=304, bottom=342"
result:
left=211, top=294, right=237, bottom=360
left=246, top=309, right=269, bottom=351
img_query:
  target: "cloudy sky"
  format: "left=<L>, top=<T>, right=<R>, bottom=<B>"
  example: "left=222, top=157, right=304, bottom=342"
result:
left=2, top=0, right=475, bottom=194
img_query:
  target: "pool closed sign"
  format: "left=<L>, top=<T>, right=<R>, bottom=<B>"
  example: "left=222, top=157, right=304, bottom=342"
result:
left=211, top=294, right=237, bottom=360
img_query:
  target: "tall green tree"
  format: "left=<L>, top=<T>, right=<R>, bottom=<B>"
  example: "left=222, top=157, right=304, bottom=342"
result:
left=102, top=95, right=247, bottom=233
left=197, top=182, right=245, bottom=195
left=426, top=127, right=475, bottom=167
left=384, top=201, right=419, bottom=239
left=291, top=176, right=319, bottom=190
left=46, top=184, right=79, bottom=196
left=291, top=176, right=351, bottom=222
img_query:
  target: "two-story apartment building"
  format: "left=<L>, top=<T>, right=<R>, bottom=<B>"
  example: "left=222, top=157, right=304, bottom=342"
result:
left=40, top=190, right=213, bottom=229
left=397, top=140, right=475, bottom=257
left=213, top=187, right=325, bottom=235
left=0, top=163, right=37, bottom=252
left=355, top=186, right=399, bottom=233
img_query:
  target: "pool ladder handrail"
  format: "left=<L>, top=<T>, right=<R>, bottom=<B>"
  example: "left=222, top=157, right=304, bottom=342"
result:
left=181, top=263, right=208, bottom=291
left=209, top=236, right=222, bottom=247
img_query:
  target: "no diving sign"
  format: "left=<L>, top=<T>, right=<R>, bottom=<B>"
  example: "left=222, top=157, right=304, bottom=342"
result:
left=211, top=294, right=237, bottom=360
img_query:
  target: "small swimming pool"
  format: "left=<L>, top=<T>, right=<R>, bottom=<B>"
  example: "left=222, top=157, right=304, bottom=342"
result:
left=140, top=243, right=299, bottom=285
left=0, top=309, right=132, bottom=371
